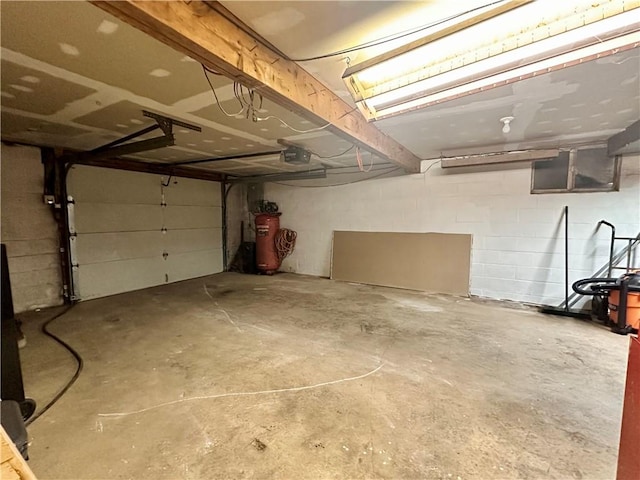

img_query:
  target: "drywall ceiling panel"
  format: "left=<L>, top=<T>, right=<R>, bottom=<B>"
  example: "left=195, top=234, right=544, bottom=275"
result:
left=170, top=125, right=271, bottom=156
left=287, top=133, right=354, bottom=158
left=375, top=50, right=640, bottom=158
left=130, top=148, right=209, bottom=164
left=1, top=111, right=90, bottom=137
left=182, top=159, right=254, bottom=171
left=219, top=1, right=438, bottom=71
left=331, top=231, right=471, bottom=296
left=0, top=1, right=229, bottom=104
left=73, top=100, right=157, bottom=132
left=2, top=0, right=638, bottom=177
left=0, top=1, right=383, bottom=174
left=190, top=97, right=322, bottom=140
left=73, top=101, right=272, bottom=157
left=221, top=1, right=638, bottom=162
left=1, top=60, right=96, bottom=115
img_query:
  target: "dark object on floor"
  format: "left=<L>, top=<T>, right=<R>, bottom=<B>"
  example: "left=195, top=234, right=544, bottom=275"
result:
left=26, top=306, right=82, bottom=426
left=229, top=242, right=257, bottom=274
left=252, top=438, right=267, bottom=451
left=539, top=206, right=590, bottom=319
left=572, top=273, right=640, bottom=335
left=1, top=400, right=29, bottom=460
left=16, top=318, right=27, bottom=348
left=1, top=244, right=15, bottom=321
left=1, top=244, right=37, bottom=420
left=538, top=305, right=591, bottom=319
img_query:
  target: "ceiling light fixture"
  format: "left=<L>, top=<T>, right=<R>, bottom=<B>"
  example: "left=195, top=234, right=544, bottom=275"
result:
left=343, top=0, right=640, bottom=121
left=500, top=116, right=514, bottom=134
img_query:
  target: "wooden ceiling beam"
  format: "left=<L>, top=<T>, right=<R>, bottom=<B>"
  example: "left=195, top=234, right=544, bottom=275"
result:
left=608, top=119, right=640, bottom=156
left=90, top=0, right=422, bottom=173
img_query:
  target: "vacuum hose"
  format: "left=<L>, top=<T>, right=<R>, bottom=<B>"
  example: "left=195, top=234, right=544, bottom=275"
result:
left=571, top=277, right=617, bottom=296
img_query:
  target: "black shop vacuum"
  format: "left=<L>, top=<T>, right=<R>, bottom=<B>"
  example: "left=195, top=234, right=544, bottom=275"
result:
left=572, top=272, right=640, bottom=335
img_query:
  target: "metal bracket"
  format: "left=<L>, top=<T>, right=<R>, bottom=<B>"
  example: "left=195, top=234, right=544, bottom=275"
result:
left=142, top=110, right=200, bottom=135
left=76, top=111, right=201, bottom=162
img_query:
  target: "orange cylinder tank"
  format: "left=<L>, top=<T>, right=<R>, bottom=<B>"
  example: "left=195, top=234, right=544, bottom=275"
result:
left=255, top=213, right=281, bottom=274
left=609, top=290, right=640, bottom=330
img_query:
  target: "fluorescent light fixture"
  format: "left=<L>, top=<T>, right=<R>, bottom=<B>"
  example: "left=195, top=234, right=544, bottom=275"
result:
left=439, top=149, right=560, bottom=168
left=343, top=0, right=640, bottom=121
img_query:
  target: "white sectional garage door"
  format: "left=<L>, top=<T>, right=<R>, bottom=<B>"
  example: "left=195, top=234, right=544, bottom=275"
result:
left=67, top=165, right=222, bottom=300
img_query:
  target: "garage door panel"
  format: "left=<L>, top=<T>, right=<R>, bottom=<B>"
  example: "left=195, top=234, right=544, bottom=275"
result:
left=164, top=177, right=221, bottom=206
left=68, top=165, right=161, bottom=204
left=68, top=166, right=222, bottom=300
left=164, top=205, right=221, bottom=229
left=166, top=249, right=223, bottom=283
left=76, top=257, right=166, bottom=300
left=76, top=231, right=162, bottom=264
left=165, top=228, right=222, bottom=254
left=74, top=203, right=162, bottom=233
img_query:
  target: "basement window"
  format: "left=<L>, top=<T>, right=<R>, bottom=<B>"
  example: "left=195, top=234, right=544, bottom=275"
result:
left=531, top=147, right=621, bottom=193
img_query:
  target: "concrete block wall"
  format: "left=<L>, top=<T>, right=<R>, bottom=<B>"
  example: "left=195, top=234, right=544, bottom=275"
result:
left=1, top=143, right=63, bottom=312
left=263, top=154, right=640, bottom=306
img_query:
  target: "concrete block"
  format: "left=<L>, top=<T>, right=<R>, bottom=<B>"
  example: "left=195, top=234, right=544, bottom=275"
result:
left=484, top=236, right=520, bottom=252
left=516, top=266, right=565, bottom=283
left=0, top=144, right=44, bottom=194
left=7, top=253, right=60, bottom=274
left=518, top=208, right=564, bottom=224
left=485, top=264, right=517, bottom=279
left=1, top=238, right=59, bottom=257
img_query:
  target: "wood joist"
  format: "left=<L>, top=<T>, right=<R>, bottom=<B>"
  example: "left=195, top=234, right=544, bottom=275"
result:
left=90, top=0, right=422, bottom=173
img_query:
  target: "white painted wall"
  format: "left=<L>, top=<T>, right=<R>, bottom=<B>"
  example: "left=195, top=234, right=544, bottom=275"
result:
left=0, top=143, right=63, bottom=312
left=264, top=155, right=640, bottom=306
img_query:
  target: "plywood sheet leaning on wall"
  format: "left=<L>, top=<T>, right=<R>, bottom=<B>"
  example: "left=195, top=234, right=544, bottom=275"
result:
left=331, top=232, right=472, bottom=296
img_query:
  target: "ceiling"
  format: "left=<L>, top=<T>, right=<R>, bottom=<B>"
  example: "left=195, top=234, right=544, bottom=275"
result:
left=1, top=1, right=638, bottom=178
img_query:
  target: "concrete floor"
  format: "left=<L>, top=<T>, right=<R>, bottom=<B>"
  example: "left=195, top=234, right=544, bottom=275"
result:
left=18, top=272, right=630, bottom=479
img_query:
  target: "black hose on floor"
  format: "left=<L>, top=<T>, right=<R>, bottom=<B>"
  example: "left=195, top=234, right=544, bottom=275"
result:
left=25, top=306, right=83, bottom=426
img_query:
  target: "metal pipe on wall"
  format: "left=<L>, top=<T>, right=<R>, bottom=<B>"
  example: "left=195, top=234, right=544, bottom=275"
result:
left=564, top=205, right=569, bottom=312
left=598, top=220, right=616, bottom=277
